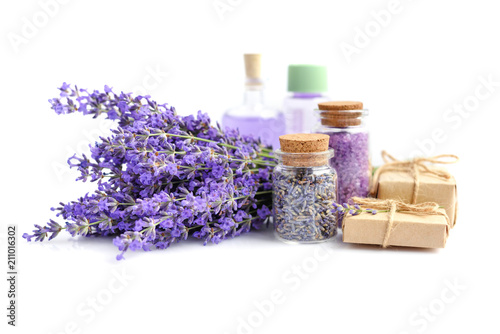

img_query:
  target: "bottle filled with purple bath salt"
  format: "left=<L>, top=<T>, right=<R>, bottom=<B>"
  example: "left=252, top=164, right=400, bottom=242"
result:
left=222, top=54, right=285, bottom=149
left=316, top=101, right=371, bottom=210
left=283, top=65, right=330, bottom=134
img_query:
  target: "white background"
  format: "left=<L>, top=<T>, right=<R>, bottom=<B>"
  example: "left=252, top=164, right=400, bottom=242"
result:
left=1, top=0, right=499, bottom=333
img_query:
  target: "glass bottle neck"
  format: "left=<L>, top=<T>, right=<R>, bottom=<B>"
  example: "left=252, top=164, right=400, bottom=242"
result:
left=244, top=86, right=264, bottom=106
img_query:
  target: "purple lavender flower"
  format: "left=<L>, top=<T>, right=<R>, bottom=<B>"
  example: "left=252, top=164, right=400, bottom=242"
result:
left=257, top=205, right=271, bottom=219
left=24, top=83, right=276, bottom=260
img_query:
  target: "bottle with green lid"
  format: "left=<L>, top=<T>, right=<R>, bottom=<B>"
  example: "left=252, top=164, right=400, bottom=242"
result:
left=283, top=64, right=330, bottom=134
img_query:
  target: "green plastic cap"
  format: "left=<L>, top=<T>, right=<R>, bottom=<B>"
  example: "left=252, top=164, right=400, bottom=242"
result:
left=287, top=64, right=328, bottom=93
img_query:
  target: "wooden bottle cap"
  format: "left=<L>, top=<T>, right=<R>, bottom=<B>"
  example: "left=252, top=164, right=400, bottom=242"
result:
left=278, top=133, right=331, bottom=167
left=318, top=101, right=363, bottom=110
left=244, top=54, right=261, bottom=81
left=317, top=101, right=364, bottom=127
left=279, top=133, right=329, bottom=153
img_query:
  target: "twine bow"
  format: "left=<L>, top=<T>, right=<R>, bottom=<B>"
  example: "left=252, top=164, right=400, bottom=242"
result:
left=351, top=197, right=450, bottom=248
left=369, top=151, right=459, bottom=204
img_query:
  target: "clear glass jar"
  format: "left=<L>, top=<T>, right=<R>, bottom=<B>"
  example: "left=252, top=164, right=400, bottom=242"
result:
left=315, top=102, right=370, bottom=208
left=272, top=149, right=338, bottom=244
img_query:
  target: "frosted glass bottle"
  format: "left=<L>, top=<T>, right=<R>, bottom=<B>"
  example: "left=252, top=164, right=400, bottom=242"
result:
left=283, top=65, right=330, bottom=134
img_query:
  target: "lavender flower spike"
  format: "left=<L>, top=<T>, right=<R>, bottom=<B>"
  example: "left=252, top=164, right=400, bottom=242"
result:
left=24, top=83, right=275, bottom=260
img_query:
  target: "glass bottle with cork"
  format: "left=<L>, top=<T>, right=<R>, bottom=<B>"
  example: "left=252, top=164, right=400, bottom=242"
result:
left=272, top=133, right=338, bottom=244
left=221, top=54, right=285, bottom=149
left=316, top=101, right=370, bottom=211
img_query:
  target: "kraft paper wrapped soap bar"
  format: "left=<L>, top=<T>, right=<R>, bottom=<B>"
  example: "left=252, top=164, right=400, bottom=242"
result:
left=370, top=151, right=458, bottom=227
left=342, top=198, right=450, bottom=248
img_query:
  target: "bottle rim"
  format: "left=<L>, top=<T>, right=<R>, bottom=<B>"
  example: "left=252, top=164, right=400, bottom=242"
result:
left=315, top=108, right=369, bottom=127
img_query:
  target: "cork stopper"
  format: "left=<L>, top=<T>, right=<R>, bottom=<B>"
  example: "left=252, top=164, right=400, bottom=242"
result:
left=318, top=101, right=364, bottom=128
left=278, top=133, right=331, bottom=167
left=244, top=54, right=262, bottom=86
left=318, top=101, right=363, bottom=110
left=279, top=133, right=329, bottom=153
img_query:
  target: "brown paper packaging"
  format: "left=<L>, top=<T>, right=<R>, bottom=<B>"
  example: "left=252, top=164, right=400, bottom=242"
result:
left=375, top=169, right=457, bottom=227
left=342, top=209, right=449, bottom=248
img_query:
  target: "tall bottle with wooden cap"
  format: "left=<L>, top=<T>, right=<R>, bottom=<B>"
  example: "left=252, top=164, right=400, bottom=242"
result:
left=273, top=133, right=338, bottom=243
left=221, top=54, right=285, bottom=149
left=316, top=101, right=370, bottom=211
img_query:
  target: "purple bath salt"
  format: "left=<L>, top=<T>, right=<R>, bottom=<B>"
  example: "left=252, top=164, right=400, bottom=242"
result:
left=315, top=101, right=371, bottom=211
left=326, top=131, right=370, bottom=205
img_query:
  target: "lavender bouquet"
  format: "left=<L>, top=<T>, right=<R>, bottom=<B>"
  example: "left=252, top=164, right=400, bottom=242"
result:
left=23, top=84, right=276, bottom=260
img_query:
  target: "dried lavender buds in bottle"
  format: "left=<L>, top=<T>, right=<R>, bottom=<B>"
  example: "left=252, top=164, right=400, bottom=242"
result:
left=272, top=134, right=338, bottom=243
